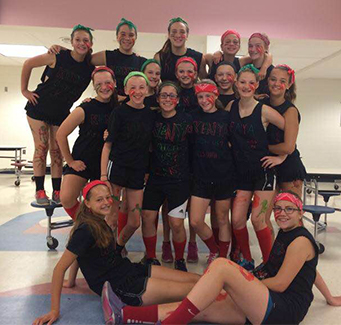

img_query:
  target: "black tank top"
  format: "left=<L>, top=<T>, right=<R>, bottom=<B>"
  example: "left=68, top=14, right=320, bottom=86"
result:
left=218, top=93, right=236, bottom=108
left=72, top=99, right=113, bottom=165
left=229, top=99, right=269, bottom=179
left=265, top=227, right=318, bottom=323
left=208, top=57, right=240, bottom=81
left=177, top=86, right=199, bottom=114
left=105, top=49, right=147, bottom=96
left=25, top=50, right=94, bottom=122
left=160, top=48, right=202, bottom=82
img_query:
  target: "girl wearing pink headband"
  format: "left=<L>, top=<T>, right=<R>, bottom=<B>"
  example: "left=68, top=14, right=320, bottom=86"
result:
left=154, top=18, right=206, bottom=82
left=34, top=180, right=202, bottom=325
left=100, top=190, right=341, bottom=324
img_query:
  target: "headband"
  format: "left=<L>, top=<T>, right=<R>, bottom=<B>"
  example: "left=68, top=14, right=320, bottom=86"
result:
left=72, top=24, right=94, bottom=39
left=221, top=29, right=241, bottom=43
left=82, top=180, right=108, bottom=200
left=91, top=66, right=115, bottom=79
left=249, top=33, right=270, bottom=47
left=195, top=83, right=219, bottom=96
left=175, top=56, right=198, bottom=71
left=116, top=18, right=137, bottom=35
left=275, top=64, right=296, bottom=84
left=274, top=192, right=303, bottom=211
left=141, top=59, right=161, bottom=73
left=123, top=71, right=149, bottom=86
left=239, top=64, right=260, bottom=75
left=169, top=17, right=188, bottom=28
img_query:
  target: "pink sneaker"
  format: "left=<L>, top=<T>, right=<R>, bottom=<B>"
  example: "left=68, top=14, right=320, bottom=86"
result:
left=187, top=242, right=198, bottom=263
left=162, top=241, right=174, bottom=263
left=207, top=251, right=219, bottom=265
left=35, top=190, right=50, bottom=206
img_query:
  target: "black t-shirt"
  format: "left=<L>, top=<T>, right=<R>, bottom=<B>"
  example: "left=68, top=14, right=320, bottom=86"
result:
left=67, top=223, right=133, bottom=295
left=106, top=103, right=156, bottom=170
left=256, top=64, right=274, bottom=95
left=229, top=99, right=270, bottom=179
left=149, top=111, right=192, bottom=184
left=105, top=49, right=147, bottom=96
left=208, top=57, right=241, bottom=81
left=177, top=86, right=199, bottom=114
left=218, top=93, right=236, bottom=108
left=25, top=49, right=94, bottom=123
left=71, top=99, right=113, bottom=166
left=123, top=93, right=159, bottom=110
left=160, top=48, right=203, bottom=82
left=191, top=109, right=235, bottom=182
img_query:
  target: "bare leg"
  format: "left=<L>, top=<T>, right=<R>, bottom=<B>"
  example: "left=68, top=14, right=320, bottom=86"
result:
left=215, top=199, right=231, bottom=242
left=60, top=175, right=87, bottom=209
left=189, top=196, right=212, bottom=240
left=49, top=125, right=63, bottom=178
left=280, top=180, right=303, bottom=198
left=161, top=202, right=171, bottom=242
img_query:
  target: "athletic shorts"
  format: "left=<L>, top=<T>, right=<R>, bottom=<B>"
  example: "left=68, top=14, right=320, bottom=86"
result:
left=238, top=169, right=275, bottom=192
left=112, top=263, right=151, bottom=306
left=26, top=107, right=68, bottom=127
left=64, top=163, right=100, bottom=181
left=107, top=160, right=145, bottom=190
left=142, top=181, right=190, bottom=219
left=191, top=178, right=236, bottom=200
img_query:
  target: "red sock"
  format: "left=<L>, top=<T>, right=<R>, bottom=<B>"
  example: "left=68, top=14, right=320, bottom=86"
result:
left=172, top=239, right=186, bottom=260
left=203, top=234, right=219, bottom=254
left=163, top=297, right=200, bottom=325
left=256, top=227, right=272, bottom=263
left=64, top=201, right=80, bottom=220
left=118, top=212, right=128, bottom=236
left=143, top=235, right=157, bottom=259
left=123, top=304, right=158, bottom=323
left=212, top=227, right=220, bottom=245
left=233, top=226, right=252, bottom=261
left=219, top=240, right=230, bottom=258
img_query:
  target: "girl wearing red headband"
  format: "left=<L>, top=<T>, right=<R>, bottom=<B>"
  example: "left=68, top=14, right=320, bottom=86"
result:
left=155, top=17, right=206, bottom=82
left=33, top=180, right=201, bottom=325
left=22, top=25, right=95, bottom=206
left=225, top=67, right=285, bottom=270
left=189, top=80, right=236, bottom=264
left=100, top=191, right=341, bottom=324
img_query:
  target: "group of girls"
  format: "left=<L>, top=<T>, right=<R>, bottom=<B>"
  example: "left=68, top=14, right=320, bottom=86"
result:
left=24, top=16, right=339, bottom=325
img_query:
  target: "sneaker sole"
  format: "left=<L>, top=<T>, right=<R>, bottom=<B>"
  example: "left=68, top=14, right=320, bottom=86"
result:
left=101, top=282, right=113, bottom=324
left=186, top=258, right=198, bottom=263
left=35, top=200, right=51, bottom=206
left=162, top=257, right=174, bottom=263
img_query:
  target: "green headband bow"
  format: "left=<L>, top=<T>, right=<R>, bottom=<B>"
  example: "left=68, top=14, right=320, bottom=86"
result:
left=239, top=64, right=260, bottom=75
left=141, top=59, right=161, bottom=72
left=169, top=17, right=188, bottom=27
left=124, top=71, right=149, bottom=87
left=72, top=24, right=94, bottom=38
left=116, top=18, right=137, bottom=35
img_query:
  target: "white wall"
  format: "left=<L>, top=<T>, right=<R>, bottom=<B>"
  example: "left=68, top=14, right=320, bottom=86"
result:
left=0, top=65, right=95, bottom=169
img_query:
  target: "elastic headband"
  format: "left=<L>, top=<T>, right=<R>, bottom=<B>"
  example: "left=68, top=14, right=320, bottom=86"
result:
left=239, top=64, right=260, bottom=75
left=195, top=83, right=219, bottom=96
left=141, top=59, right=161, bottom=73
left=91, top=66, right=115, bottom=79
left=123, top=71, right=149, bottom=86
left=221, top=29, right=241, bottom=43
left=72, top=24, right=94, bottom=39
left=274, top=192, right=303, bottom=211
left=175, top=56, right=198, bottom=71
left=82, top=180, right=108, bottom=200
left=275, top=64, right=296, bottom=84
left=249, top=32, right=270, bottom=47
left=116, top=18, right=137, bottom=35
left=169, top=17, right=188, bottom=28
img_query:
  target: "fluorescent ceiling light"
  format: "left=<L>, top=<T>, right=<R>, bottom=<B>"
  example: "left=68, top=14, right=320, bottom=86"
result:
left=0, top=44, right=47, bottom=58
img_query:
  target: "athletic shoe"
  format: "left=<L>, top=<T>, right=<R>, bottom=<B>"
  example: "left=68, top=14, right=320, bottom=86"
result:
left=145, top=258, right=161, bottom=266
left=162, top=241, right=174, bottom=263
left=35, top=190, right=50, bottom=206
left=101, top=281, right=125, bottom=325
left=206, top=251, right=219, bottom=265
left=174, top=258, right=188, bottom=272
left=230, top=246, right=243, bottom=263
left=239, top=258, right=255, bottom=271
left=140, top=253, right=147, bottom=264
left=51, top=190, right=61, bottom=204
left=187, top=242, right=199, bottom=263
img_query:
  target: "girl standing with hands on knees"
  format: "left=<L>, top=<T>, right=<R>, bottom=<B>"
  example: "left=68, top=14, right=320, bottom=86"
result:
left=22, top=24, right=94, bottom=205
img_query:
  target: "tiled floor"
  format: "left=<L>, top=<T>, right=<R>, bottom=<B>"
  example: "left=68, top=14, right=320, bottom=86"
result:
left=0, top=173, right=341, bottom=324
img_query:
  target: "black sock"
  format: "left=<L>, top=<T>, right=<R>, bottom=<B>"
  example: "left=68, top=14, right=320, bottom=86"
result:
left=35, top=176, right=45, bottom=192
left=52, top=177, right=62, bottom=191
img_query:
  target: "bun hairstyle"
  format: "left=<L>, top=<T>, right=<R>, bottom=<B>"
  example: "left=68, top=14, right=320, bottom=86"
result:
left=273, top=65, right=297, bottom=103
left=195, top=79, right=225, bottom=110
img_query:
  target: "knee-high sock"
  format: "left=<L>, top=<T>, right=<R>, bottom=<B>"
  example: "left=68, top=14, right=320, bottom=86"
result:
left=123, top=304, right=158, bottom=323
left=143, top=235, right=157, bottom=259
left=203, top=235, right=219, bottom=254
left=118, top=212, right=128, bottom=236
left=233, top=226, right=252, bottom=261
left=162, top=297, right=200, bottom=325
left=172, top=239, right=186, bottom=260
left=64, top=201, right=80, bottom=220
left=219, top=240, right=230, bottom=258
left=256, top=227, right=272, bottom=263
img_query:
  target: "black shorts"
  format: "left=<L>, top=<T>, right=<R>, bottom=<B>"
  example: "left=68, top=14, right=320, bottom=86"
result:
left=26, top=106, right=68, bottom=127
left=238, top=169, right=275, bottom=192
left=113, top=263, right=151, bottom=306
left=64, top=163, right=100, bottom=181
left=108, top=160, right=145, bottom=190
left=143, top=181, right=190, bottom=219
left=275, top=154, right=307, bottom=183
left=191, top=178, right=236, bottom=200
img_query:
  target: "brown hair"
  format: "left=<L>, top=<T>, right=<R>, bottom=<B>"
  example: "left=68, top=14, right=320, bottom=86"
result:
left=271, top=66, right=297, bottom=103
left=195, top=79, right=225, bottom=110
left=71, top=29, right=93, bottom=66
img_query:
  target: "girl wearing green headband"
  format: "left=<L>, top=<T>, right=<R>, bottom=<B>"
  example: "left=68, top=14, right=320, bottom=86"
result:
left=141, top=59, right=161, bottom=108
left=154, top=17, right=206, bottom=82
left=22, top=25, right=94, bottom=205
